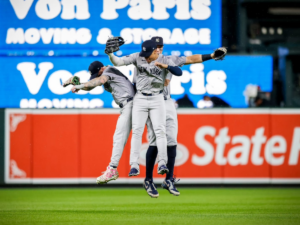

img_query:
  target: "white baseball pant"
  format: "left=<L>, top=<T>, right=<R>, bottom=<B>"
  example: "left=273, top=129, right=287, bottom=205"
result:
left=147, top=98, right=178, bottom=146
left=130, top=92, right=168, bottom=168
left=109, top=101, right=133, bottom=167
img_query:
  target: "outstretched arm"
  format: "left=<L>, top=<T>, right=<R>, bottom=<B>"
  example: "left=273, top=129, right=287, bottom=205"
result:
left=185, top=53, right=214, bottom=65
left=71, top=75, right=109, bottom=93
left=108, top=53, right=139, bottom=67
left=108, top=53, right=126, bottom=66
left=185, top=47, right=227, bottom=64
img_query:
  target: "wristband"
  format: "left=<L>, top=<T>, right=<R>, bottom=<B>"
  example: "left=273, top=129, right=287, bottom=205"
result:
left=202, top=54, right=213, bottom=62
left=74, top=84, right=85, bottom=89
left=166, top=65, right=182, bottom=76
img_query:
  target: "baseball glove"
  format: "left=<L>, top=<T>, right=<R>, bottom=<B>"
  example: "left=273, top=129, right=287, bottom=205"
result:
left=213, top=47, right=227, bottom=61
left=105, top=36, right=125, bottom=54
left=63, top=76, right=80, bottom=87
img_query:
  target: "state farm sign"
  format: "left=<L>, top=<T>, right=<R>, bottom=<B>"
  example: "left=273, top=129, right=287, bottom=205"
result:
left=192, top=126, right=300, bottom=166
left=5, top=109, right=300, bottom=184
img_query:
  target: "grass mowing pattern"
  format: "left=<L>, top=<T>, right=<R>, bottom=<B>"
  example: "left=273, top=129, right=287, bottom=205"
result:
left=0, top=188, right=299, bottom=225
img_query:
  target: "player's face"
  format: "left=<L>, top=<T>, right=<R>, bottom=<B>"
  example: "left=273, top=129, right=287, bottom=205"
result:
left=157, top=45, right=163, bottom=54
left=146, top=49, right=159, bottom=62
left=98, top=66, right=107, bottom=76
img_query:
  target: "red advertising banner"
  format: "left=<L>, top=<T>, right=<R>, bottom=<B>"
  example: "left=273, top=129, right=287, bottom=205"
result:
left=5, top=109, right=300, bottom=184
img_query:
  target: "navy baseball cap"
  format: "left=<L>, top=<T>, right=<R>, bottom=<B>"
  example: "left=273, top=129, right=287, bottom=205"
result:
left=151, top=36, right=163, bottom=46
left=89, top=61, right=104, bottom=80
left=139, top=40, right=157, bottom=58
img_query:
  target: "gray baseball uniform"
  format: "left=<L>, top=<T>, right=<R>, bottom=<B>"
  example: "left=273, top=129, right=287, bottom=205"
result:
left=102, top=66, right=135, bottom=167
left=115, top=53, right=177, bottom=169
left=145, top=56, right=186, bottom=146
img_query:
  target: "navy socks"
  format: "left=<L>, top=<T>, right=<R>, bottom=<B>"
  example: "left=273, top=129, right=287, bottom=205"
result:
left=145, top=146, right=158, bottom=180
left=145, top=145, right=177, bottom=180
left=166, top=145, right=177, bottom=180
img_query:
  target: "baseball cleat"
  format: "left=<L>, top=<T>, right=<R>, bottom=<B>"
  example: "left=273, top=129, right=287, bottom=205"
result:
left=144, top=179, right=159, bottom=198
left=162, top=177, right=180, bottom=196
left=96, top=166, right=119, bottom=184
left=128, top=167, right=140, bottom=177
left=157, top=164, right=169, bottom=175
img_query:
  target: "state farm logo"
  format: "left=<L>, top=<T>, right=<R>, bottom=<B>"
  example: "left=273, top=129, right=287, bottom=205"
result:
left=192, top=126, right=300, bottom=166
left=138, top=126, right=300, bottom=167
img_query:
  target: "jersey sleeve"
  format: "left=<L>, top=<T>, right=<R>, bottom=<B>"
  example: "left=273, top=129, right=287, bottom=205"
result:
left=168, top=56, right=187, bottom=67
left=99, top=69, right=113, bottom=92
left=163, top=56, right=181, bottom=77
left=102, top=67, right=114, bottom=80
left=121, top=53, right=138, bottom=66
left=164, top=56, right=177, bottom=67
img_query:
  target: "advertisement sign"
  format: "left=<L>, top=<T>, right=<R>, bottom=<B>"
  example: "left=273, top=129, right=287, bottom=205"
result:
left=0, top=0, right=221, bottom=55
left=0, top=55, right=272, bottom=108
left=5, top=109, right=300, bottom=184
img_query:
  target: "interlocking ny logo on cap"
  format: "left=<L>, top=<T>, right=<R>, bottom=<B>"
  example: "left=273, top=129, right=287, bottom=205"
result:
left=143, top=47, right=146, bottom=51
left=156, top=38, right=159, bottom=42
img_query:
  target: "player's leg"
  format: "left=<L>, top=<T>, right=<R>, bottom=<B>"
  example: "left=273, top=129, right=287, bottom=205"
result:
left=148, top=94, right=168, bottom=174
left=110, top=101, right=133, bottom=167
left=161, top=98, right=180, bottom=196
left=147, top=116, right=157, bottom=146
left=144, top=144, right=159, bottom=197
left=129, top=93, right=149, bottom=176
left=165, top=99, right=178, bottom=179
left=145, top=117, right=158, bottom=180
left=143, top=98, right=164, bottom=198
left=96, top=102, right=133, bottom=184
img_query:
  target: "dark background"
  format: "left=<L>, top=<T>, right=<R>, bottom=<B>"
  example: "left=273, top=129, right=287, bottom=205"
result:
left=222, top=0, right=300, bottom=107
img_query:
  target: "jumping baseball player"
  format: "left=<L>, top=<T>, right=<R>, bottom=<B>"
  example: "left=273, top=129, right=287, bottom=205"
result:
left=105, top=38, right=183, bottom=189
left=63, top=61, right=136, bottom=184
left=142, top=36, right=227, bottom=197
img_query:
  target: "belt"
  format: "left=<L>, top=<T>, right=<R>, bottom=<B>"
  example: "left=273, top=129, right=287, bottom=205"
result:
left=164, top=95, right=170, bottom=100
left=119, top=97, right=133, bottom=108
left=139, top=90, right=163, bottom=96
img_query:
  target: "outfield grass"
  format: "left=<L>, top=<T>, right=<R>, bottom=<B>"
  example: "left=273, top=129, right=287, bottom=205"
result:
left=0, top=187, right=299, bottom=225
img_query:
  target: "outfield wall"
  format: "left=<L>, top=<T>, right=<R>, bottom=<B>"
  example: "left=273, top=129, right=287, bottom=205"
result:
left=3, top=108, right=300, bottom=185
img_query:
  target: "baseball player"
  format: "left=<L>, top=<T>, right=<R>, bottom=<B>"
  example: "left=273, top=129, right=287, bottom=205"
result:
left=105, top=38, right=183, bottom=188
left=142, top=36, right=227, bottom=197
left=63, top=61, right=136, bottom=184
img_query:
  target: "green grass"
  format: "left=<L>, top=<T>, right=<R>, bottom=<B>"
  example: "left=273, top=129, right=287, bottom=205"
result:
left=0, top=188, right=299, bottom=225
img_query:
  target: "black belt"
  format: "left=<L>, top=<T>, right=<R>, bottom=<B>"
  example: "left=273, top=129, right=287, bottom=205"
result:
left=119, top=97, right=133, bottom=108
left=141, top=90, right=163, bottom=96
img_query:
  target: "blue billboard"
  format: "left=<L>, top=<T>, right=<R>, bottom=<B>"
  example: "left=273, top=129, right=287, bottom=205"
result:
left=0, top=0, right=221, bottom=56
left=0, top=55, right=272, bottom=108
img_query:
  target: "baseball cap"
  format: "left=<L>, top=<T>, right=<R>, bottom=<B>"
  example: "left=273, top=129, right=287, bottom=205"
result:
left=151, top=36, right=163, bottom=46
left=89, top=61, right=104, bottom=80
left=139, top=40, right=157, bottom=58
